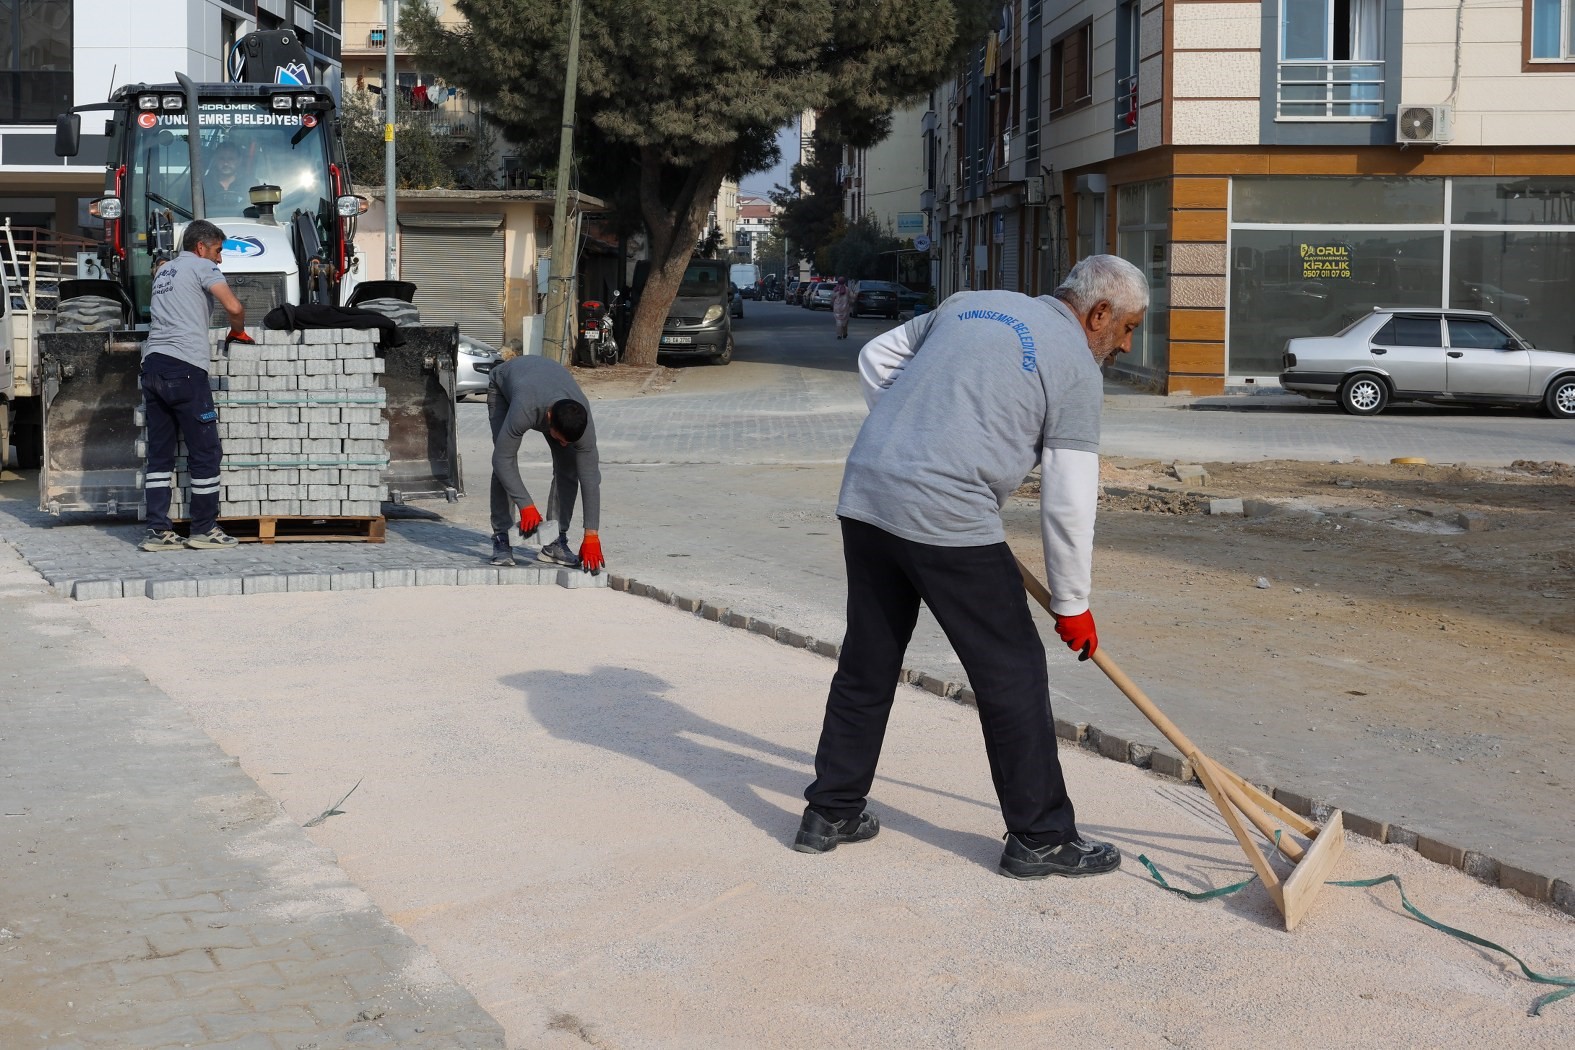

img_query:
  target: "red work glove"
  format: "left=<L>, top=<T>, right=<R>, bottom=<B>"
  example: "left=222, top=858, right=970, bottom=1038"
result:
left=517, top=505, right=544, bottom=539
left=578, top=531, right=604, bottom=574
left=1052, top=610, right=1098, bottom=662
left=224, top=329, right=254, bottom=350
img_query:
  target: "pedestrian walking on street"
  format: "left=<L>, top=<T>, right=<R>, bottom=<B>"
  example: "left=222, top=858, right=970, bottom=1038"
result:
left=138, top=220, right=248, bottom=552
left=795, top=254, right=1149, bottom=880
left=487, top=354, right=605, bottom=573
left=831, top=278, right=854, bottom=339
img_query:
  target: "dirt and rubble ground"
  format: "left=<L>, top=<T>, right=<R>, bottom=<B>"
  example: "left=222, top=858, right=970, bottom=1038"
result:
left=1010, top=456, right=1572, bottom=868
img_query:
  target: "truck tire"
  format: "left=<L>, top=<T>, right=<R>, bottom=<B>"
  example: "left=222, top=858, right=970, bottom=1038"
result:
left=355, top=297, right=421, bottom=325
left=53, top=295, right=123, bottom=333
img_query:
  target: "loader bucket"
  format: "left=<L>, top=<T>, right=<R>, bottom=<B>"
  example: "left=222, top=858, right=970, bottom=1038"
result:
left=379, top=324, right=464, bottom=502
left=38, top=331, right=146, bottom=515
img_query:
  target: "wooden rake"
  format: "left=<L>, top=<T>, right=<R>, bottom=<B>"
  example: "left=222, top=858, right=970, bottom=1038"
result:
left=1016, top=557, right=1346, bottom=931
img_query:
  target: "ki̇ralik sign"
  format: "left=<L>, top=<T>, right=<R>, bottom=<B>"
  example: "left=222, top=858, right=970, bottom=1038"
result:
left=1300, top=242, right=1352, bottom=279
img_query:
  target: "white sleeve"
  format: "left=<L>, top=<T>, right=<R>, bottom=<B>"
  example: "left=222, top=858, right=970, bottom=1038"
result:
left=1039, top=446, right=1099, bottom=616
left=858, top=311, right=937, bottom=409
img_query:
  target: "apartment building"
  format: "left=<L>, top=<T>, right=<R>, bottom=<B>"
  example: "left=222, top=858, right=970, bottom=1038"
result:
left=736, top=194, right=774, bottom=261
left=1, top=1, right=339, bottom=236
left=841, top=104, right=929, bottom=245
left=930, top=0, right=1575, bottom=393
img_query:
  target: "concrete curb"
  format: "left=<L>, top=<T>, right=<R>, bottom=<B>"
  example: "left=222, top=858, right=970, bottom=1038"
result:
left=606, top=572, right=1575, bottom=919
left=60, top=563, right=605, bottom=601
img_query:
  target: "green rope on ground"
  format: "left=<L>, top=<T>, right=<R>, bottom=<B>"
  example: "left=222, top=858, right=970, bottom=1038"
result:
left=1136, top=855, right=1575, bottom=1016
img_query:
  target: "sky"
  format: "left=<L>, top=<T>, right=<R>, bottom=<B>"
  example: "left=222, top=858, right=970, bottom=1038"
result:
left=739, top=123, right=801, bottom=201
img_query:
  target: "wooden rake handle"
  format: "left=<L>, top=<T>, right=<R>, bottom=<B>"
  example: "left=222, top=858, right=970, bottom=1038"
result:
left=1012, top=554, right=1319, bottom=844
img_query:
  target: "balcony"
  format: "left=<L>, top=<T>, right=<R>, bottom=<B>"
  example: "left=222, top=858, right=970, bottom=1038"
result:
left=1276, top=61, right=1384, bottom=121
left=343, top=21, right=414, bottom=55
left=992, top=128, right=1027, bottom=186
left=406, top=92, right=481, bottom=139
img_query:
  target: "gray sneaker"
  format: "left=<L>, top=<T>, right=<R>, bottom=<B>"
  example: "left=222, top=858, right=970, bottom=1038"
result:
left=139, top=529, right=185, bottom=552
left=490, top=532, right=516, bottom=566
left=538, top=537, right=580, bottom=567
left=186, top=527, right=239, bottom=550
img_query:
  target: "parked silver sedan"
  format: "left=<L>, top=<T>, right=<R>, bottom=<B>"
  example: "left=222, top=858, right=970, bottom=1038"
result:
left=1279, top=307, right=1575, bottom=418
left=456, top=335, right=502, bottom=400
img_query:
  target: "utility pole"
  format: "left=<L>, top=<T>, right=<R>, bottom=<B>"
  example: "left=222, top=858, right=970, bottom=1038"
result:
left=542, top=0, right=583, bottom=364
left=384, top=0, right=398, bottom=280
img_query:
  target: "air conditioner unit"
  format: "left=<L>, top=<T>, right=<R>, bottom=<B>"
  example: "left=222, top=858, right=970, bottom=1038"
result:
left=1397, top=104, right=1452, bottom=146
left=1024, top=175, right=1045, bottom=206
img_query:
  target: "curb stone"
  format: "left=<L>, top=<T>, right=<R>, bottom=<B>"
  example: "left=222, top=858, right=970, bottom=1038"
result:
left=608, top=573, right=1575, bottom=917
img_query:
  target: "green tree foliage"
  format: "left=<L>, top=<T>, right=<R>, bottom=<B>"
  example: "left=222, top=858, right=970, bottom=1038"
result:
left=339, top=88, right=457, bottom=190
left=404, top=0, right=995, bottom=365
left=826, top=214, right=904, bottom=281
left=770, top=128, right=845, bottom=265
left=754, top=232, right=793, bottom=281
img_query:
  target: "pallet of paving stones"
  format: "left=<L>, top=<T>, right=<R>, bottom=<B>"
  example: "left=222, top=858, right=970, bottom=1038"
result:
left=172, top=514, right=387, bottom=544
left=135, top=327, right=392, bottom=532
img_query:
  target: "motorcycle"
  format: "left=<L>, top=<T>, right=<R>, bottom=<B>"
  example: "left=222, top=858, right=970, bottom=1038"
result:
left=574, top=297, right=620, bottom=367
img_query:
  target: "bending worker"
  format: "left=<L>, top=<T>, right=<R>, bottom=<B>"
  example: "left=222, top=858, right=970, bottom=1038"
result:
left=794, top=254, right=1148, bottom=880
left=487, top=353, right=604, bottom=572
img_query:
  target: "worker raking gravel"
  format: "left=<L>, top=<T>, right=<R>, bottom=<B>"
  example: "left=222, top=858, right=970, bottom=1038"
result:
left=486, top=354, right=605, bottom=573
left=796, top=255, right=1149, bottom=879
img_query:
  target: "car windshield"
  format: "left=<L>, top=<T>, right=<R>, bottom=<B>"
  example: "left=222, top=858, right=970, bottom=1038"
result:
left=679, top=263, right=726, bottom=298
left=859, top=282, right=897, bottom=292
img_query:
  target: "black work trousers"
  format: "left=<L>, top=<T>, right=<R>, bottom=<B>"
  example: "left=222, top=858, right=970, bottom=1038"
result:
left=141, top=354, right=223, bottom=534
left=805, top=517, right=1078, bottom=845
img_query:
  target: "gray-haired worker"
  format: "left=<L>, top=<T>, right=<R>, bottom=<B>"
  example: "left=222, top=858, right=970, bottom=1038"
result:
left=796, top=255, right=1149, bottom=879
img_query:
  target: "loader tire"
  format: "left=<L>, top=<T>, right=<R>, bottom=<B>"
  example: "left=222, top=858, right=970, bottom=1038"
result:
left=53, top=295, right=123, bottom=333
left=355, top=297, right=420, bottom=326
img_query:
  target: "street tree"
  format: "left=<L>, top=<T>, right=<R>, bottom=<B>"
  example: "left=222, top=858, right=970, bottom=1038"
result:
left=339, top=88, right=457, bottom=190
left=404, top=0, right=995, bottom=365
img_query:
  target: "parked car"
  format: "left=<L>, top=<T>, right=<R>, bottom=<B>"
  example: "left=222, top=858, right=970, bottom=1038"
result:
left=659, top=258, right=734, bottom=365
left=891, top=283, right=928, bottom=311
left=456, top=334, right=501, bottom=399
left=730, top=282, right=745, bottom=319
left=795, top=278, right=822, bottom=306
left=784, top=277, right=800, bottom=302
left=809, top=282, right=837, bottom=310
left=1279, top=307, right=1575, bottom=418
left=850, top=281, right=900, bottom=319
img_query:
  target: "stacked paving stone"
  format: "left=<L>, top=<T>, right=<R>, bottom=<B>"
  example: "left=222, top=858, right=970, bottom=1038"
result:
left=138, top=327, right=390, bottom=520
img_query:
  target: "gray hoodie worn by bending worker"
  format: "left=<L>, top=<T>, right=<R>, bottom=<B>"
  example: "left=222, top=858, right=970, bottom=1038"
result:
left=487, top=355, right=601, bottom=536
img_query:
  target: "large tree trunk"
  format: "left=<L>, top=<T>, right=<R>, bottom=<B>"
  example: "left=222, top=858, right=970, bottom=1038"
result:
left=622, top=148, right=731, bottom=367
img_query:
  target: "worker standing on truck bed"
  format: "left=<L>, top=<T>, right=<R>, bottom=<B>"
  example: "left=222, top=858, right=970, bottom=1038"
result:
left=794, top=255, right=1148, bottom=880
left=139, top=220, right=250, bottom=553
left=487, top=354, right=604, bottom=574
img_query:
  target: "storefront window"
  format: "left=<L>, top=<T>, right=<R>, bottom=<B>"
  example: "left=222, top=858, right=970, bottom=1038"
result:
left=1451, top=177, right=1575, bottom=226
left=1116, top=181, right=1170, bottom=376
left=1228, top=228, right=1442, bottom=375
left=1234, top=177, right=1441, bottom=224
left=1450, top=230, right=1575, bottom=354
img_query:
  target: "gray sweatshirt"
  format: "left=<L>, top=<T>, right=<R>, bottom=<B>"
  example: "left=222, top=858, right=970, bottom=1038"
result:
left=489, top=355, right=601, bottom=531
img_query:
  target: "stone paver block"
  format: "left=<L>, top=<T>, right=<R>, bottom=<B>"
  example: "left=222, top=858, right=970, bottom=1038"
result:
left=147, top=578, right=199, bottom=599
left=812, top=638, right=839, bottom=659
left=556, top=568, right=606, bottom=588
left=701, top=601, right=729, bottom=622
left=498, top=566, right=551, bottom=585
left=1054, top=718, right=1087, bottom=743
left=1416, top=835, right=1467, bottom=870
left=647, top=586, right=673, bottom=605
left=748, top=618, right=778, bottom=638
left=196, top=576, right=244, bottom=597
left=777, top=628, right=812, bottom=649
left=1462, top=850, right=1500, bottom=884
left=606, top=573, right=630, bottom=591
left=1551, top=879, right=1574, bottom=917
left=1208, top=498, right=1244, bottom=516
left=456, top=567, right=499, bottom=586
left=1127, top=742, right=1156, bottom=769
left=1148, top=750, right=1194, bottom=782
left=1456, top=510, right=1489, bottom=531
left=724, top=611, right=751, bottom=630
left=285, top=573, right=325, bottom=592
left=628, top=581, right=650, bottom=597
left=1498, top=863, right=1554, bottom=901
left=374, top=568, right=416, bottom=588
left=673, top=595, right=702, bottom=612
left=72, top=579, right=122, bottom=600
left=242, top=575, right=288, bottom=594
left=1341, top=811, right=1388, bottom=842
left=1386, top=824, right=1420, bottom=849
left=329, top=571, right=376, bottom=590
left=415, top=567, right=459, bottom=586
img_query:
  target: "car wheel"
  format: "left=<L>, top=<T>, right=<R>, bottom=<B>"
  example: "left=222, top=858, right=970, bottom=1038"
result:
left=712, top=333, right=733, bottom=365
left=1339, top=374, right=1389, bottom=416
left=1545, top=374, right=1575, bottom=418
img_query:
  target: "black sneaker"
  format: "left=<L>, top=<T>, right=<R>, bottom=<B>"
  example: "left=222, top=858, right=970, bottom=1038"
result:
left=792, top=808, right=880, bottom=854
left=998, top=833, right=1121, bottom=879
left=490, top=532, right=515, bottom=566
left=538, top=536, right=580, bottom=567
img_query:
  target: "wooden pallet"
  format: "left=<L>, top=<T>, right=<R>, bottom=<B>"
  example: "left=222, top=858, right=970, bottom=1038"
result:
left=175, top=515, right=386, bottom=544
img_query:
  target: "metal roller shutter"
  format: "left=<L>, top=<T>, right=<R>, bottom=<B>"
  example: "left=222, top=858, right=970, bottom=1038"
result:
left=999, top=210, right=1021, bottom=292
left=398, top=213, right=506, bottom=346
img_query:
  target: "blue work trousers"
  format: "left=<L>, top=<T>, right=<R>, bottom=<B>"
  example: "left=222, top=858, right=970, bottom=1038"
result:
left=141, top=353, right=223, bottom=533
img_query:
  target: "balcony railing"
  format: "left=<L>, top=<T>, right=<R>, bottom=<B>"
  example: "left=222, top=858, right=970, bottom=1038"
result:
left=343, top=21, right=412, bottom=54
left=1116, top=72, right=1139, bottom=132
left=1276, top=60, right=1384, bottom=120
